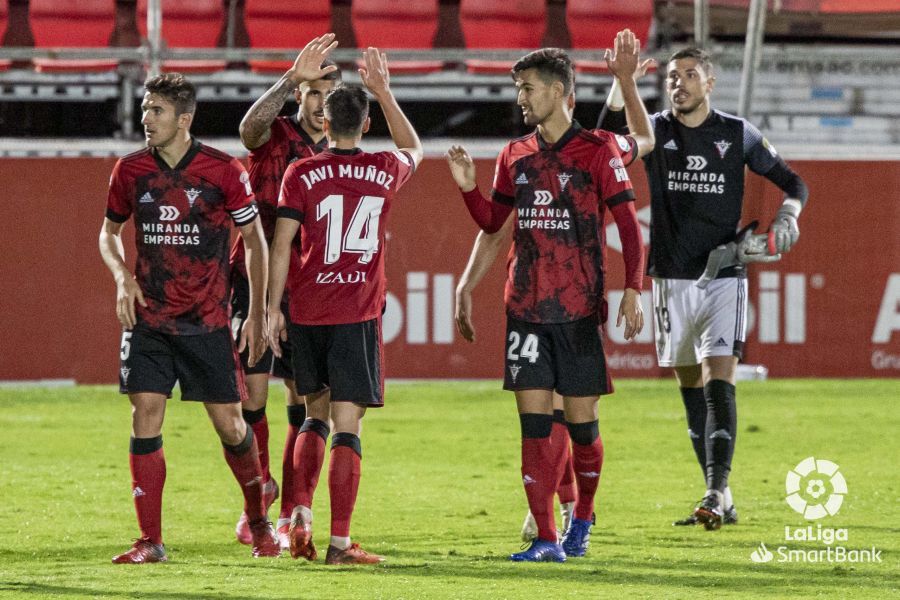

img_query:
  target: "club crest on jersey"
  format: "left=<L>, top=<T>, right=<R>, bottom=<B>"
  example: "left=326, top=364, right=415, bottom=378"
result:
left=714, top=140, right=732, bottom=159
left=239, top=171, right=253, bottom=196
left=184, top=188, right=202, bottom=207
left=615, top=134, right=630, bottom=152
left=515, top=173, right=529, bottom=185
left=557, top=172, right=572, bottom=191
left=509, top=364, right=521, bottom=383
left=120, top=366, right=130, bottom=384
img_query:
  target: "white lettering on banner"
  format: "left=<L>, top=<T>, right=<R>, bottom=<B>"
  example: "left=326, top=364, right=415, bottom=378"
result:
left=606, top=351, right=656, bottom=370
left=383, top=272, right=455, bottom=345
left=756, top=272, right=807, bottom=344
left=871, top=350, right=900, bottom=370
left=872, top=274, right=900, bottom=343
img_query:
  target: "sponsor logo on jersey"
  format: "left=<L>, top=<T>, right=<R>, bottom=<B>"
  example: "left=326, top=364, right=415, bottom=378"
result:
left=515, top=173, right=529, bottom=185
left=315, top=271, right=368, bottom=285
left=139, top=192, right=154, bottom=204
left=609, top=157, right=625, bottom=169
left=184, top=188, right=201, bottom=208
left=763, top=138, right=779, bottom=157
left=509, top=364, right=521, bottom=383
left=664, top=139, right=679, bottom=150
left=159, top=206, right=180, bottom=221
left=714, top=140, right=732, bottom=159
left=686, top=155, right=708, bottom=171
left=534, top=190, right=554, bottom=206
left=557, top=172, right=572, bottom=190
left=613, top=167, right=630, bottom=182
left=615, top=134, right=630, bottom=152
left=239, top=171, right=253, bottom=196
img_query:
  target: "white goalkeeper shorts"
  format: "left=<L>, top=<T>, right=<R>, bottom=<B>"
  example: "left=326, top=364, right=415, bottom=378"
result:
left=651, top=277, right=748, bottom=368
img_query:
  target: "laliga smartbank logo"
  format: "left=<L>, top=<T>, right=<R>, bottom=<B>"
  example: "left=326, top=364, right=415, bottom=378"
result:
left=750, top=457, right=882, bottom=565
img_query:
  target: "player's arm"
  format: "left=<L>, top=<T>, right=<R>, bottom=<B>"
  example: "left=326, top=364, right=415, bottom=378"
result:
left=267, top=216, right=300, bottom=357
left=239, top=33, right=339, bottom=150
left=601, top=29, right=655, bottom=158
left=611, top=201, right=645, bottom=340
left=455, top=216, right=513, bottom=342
left=238, top=217, right=268, bottom=367
left=744, top=125, right=810, bottom=253
left=446, top=145, right=513, bottom=233
left=98, top=217, right=146, bottom=330
left=358, top=47, right=424, bottom=167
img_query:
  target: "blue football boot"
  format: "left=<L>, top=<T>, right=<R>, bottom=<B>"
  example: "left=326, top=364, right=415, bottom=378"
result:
left=509, top=539, right=566, bottom=562
left=561, top=517, right=592, bottom=557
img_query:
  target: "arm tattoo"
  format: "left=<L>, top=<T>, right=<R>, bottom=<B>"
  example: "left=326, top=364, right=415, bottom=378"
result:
left=241, top=77, right=297, bottom=145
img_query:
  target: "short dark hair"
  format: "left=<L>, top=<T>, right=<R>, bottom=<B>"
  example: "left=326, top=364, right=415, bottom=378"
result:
left=511, top=48, right=575, bottom=95
left=320, top=59, right=342, bottom=82
left=324, top=85, right=369, bottom=138
left=668, top=47, right=714, bottom=75
left=144, top=72, right=196, bottom=115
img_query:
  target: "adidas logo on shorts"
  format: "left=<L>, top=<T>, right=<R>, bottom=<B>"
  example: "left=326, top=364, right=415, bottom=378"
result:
left=714, top=337, right=729, bottom=348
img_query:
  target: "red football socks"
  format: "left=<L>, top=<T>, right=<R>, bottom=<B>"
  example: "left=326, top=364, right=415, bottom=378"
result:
left=328, top=445, right=361, bottom=537
left=572, top=436, right=604, bottom=521
left=129, top=447, right=166, bottom=545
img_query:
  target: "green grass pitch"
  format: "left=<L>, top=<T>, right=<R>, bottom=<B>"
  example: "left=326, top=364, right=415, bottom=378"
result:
left=0, top=380, right=897, bottom=599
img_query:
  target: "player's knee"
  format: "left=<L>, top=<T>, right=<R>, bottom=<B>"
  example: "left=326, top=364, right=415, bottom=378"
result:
left=566, top=420, right=599, bottom=446
left=519, top=413, right=553, bottom=439
left=241, top=406, right=266, bottom=425
left=221, top=423, right=253, bottom=454
left=331, top=432, right=362, bottom=458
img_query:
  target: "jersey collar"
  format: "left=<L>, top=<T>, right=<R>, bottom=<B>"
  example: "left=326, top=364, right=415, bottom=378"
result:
left=289, top=115, right=328, bottom=150
left=151, top=137, right=202, bottom=171
left=537, top=120, right=582, bottom=152
left=328, top=147, right=362, bottom=155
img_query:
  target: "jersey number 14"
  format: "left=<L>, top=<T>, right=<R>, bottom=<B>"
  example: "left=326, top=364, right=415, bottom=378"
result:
left=317, top=194, right=385, bottom=265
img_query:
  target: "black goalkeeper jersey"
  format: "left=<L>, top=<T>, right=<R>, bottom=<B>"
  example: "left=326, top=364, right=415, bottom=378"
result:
left=642, top=109, right=782, bottom=279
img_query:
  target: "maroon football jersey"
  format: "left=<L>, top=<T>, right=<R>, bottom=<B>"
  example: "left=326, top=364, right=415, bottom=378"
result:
left=491, top=122, right=636, bottom=324
left=106, top=140, right=258, bottom=335
left=229, top=116, right=328, bottom=274
left=276, top=147, right=415, bottom=325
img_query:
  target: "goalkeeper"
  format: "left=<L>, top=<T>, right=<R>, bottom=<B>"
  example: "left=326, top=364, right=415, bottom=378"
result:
left=598, top=47, right=808, bottom=530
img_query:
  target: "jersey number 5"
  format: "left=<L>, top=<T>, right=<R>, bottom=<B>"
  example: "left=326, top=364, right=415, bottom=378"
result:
left=317, top=194, right=385, bottom=265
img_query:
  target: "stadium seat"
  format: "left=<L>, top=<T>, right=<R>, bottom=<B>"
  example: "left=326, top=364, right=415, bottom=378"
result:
left=351, top=0, right=442, bottom=73
left=30, top=0, right=118, bottom=72
left=137, top=0, right=225, bottom=72
left=567, top=0, right=653, bottom=50
left=0, top=0, right=7, bottom=71
left=245, top=0, right=331, bottom=73
left=459, top=0, right=546, bottom=73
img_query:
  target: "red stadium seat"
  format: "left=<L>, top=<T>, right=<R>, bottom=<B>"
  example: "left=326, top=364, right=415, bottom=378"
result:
left=30, top=0, right=118, bottom=72
left=459, top=0, right=546, bottom=74
left=138, top=0, right=225, bottom=72
left=245, top=0, right=331, bottom=72
left=567, top=0, right=653, bottom=50
left=351, top=0, right=441, bottom=73
left=0, top=0, right=7, bottom=71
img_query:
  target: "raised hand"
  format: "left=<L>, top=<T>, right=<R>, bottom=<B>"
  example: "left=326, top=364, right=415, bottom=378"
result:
left=605, top=29, right=655, bottom=81
left=358, top=47, right=391, bottom=97
left=289, top=33, right=339, bottom=85
left=446, top=145, right=477, bottom=192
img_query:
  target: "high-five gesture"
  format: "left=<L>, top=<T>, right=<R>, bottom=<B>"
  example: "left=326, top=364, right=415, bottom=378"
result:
left=358, top=47, right=391, bottom=98
left=605, top=29, right=654, bottom=81
left=289, top=33, right=339, bottom=85
left=446, top=145, right=477, bottom=192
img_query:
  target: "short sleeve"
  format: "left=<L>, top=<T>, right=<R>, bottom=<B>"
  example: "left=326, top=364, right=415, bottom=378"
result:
left=276, top=162, right=305, bottom=223
left=105, top=159, right=131, bottom=223
left=596, top=138, right=635, bottom=208
left=387, top=149, right=416, bottom=190
left=223, top=158, right=259, bottom=226
left=489, top=144, right=515, bottom=206
left=742, top=119, right=780, bottom=176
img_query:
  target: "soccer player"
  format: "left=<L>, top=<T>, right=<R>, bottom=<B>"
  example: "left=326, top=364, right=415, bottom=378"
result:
left=268, top=47, right=422, bottom=565
left=447, top=47, right=646, bottom=562
left=229, top=33, right=341, bottom=549
left=600, top=47, right=809, bottom=529
left=455, top=30, right=656, bottom=546
left=99, top=73, right=280, bottom=562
